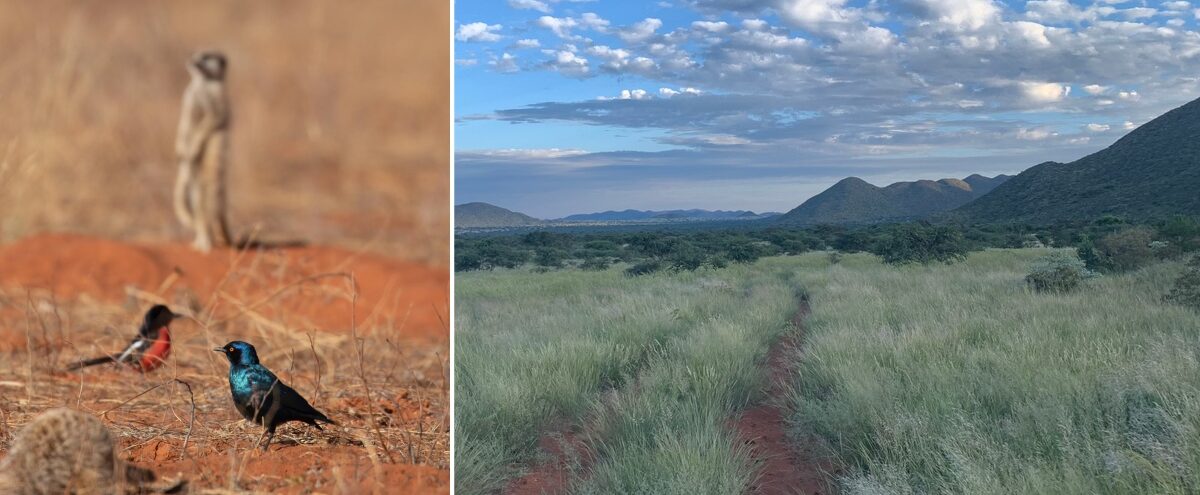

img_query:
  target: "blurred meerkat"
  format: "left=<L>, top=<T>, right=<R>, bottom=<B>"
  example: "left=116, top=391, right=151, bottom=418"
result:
left=175, top=50, right=233, bottom=252
left=0, top=408, right=156, bottom=495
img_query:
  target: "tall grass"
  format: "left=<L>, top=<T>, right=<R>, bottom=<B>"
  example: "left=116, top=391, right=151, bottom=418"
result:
left=786, top=249, right=1200, bottom=494
left=455, top=264, right=798, bottom=494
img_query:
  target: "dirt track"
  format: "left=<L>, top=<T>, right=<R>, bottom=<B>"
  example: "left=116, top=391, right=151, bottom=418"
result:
left=733, top=296, right=838, bottom=495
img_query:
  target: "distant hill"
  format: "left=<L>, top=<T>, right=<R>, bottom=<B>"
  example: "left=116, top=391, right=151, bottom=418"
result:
left=775, top=174, right=1010, bottom=225
left=953, top=96, right=1200, bottom=224
left=455, top=202, right=542, bottom=228
left=559, top=209, right=776, bottom=221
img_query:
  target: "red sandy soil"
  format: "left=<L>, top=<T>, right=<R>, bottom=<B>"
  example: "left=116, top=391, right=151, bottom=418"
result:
left=0, top=233, right=448, bottom=342
left=733, top=298, right=840, bottom=495
left=505, top=425, right=593, bottom=495
left=0, top=234, right=449, bottom=493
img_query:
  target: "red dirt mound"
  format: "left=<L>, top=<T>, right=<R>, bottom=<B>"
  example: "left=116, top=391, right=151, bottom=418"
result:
left=0, top=234, right=448, bottom=341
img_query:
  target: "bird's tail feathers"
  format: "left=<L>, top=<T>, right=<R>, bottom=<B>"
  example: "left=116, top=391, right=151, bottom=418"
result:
left=66, top=355, right=117, bottom=371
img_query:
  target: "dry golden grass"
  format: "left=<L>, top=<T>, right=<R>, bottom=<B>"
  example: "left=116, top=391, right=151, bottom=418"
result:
left=0, top=0, right=449, bottom=265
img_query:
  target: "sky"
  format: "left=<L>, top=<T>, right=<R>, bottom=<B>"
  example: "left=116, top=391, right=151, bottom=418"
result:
left=455, top=0, right=1200, bottom=219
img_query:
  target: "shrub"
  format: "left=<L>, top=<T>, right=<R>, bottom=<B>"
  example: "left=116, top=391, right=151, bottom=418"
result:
left=625, top=260, right=662, bottom=277
left=725, top=241, right=763, bottom=264
left=828, top=251, right=843, bottom=265
left=873, top=223, right=969, bottom=265
left=1093, top=227, right=1155, bottom=272
left=667, top=243, right=706, bottom=271
left=456, top=250, right=484, bottom=272
left=533, top=247, right=567, bottom=268
left=579, top=257, right=612, bottom=271
left=1025, top=252, right=1094, bottom=293
left=1164, top=256, right=1200, bottom=311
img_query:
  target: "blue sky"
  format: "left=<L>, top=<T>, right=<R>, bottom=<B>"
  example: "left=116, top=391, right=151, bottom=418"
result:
left=456, top=0, right=1200, bottom=218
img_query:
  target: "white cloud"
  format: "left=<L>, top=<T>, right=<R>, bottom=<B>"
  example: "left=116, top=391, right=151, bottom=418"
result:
left=1119, top=7, right=1158, bottom=20
left=474, top=148, right=589, bottom=159
left=1164, top=1, right=1190, bottom=12
left=1019, top=81, right=1071, bottom=104
left=1086, top=123, right=1110, bottom=132
left=659, top=87, right=703, bottom=97
left=620, top=89, right=651, bottom=100
left=456, top=22, right=503, bottom=42
left=1124, top=121, right=1138, bottom=130
left=742, top=18, right=769, bottom=30
left=508, top=0, right=551, bottom=13
left=537, top=16, right=579, bottom=39
left=548, top=48, right=589, bottom=76
left=456, top=58, right=479, bottom=66
left=908, top=0, right=999, bottom=31
left=1118, top=90, right=1141, bottom=101
left=1009, top=21, right=1051, bottom=47
left=514, top=39, right=541, bottom=49
left=776, top=0, right=855, bottom=30
left=1082, top=84, right=1108, bottom=95
left=1017, top=127, right=1057, bottom=140
left=620, top=18, right=663, bottom=42
left=698, top=134, right=752, bottom=145
left=491, top=53, right=519, bottom=73
left=580, top=13, right=610, bottom=30
left=692, top=20, right=730, bottom=32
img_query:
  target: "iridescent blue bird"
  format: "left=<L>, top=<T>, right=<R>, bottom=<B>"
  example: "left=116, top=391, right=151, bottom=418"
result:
left=214, top=341, right=334, bottom=450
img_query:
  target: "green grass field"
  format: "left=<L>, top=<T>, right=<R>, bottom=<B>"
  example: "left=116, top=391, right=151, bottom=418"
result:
left=455, top=262, right=799, bottom=494
left=455, top=249, right=1200, bottom=494
left=789, top=249, right=1200, bottom=494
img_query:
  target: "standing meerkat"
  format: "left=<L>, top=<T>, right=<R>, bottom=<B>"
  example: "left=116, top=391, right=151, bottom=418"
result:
left=175, top=50, right=233, bottom=252
left=0, top=408, right=157, bottom=494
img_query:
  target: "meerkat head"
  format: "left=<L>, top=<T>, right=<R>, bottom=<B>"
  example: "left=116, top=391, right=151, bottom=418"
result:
left=189, top=51, right=228, bottom=81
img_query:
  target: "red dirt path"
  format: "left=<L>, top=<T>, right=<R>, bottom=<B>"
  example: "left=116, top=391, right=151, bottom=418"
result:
left=733, top=297, right=838, bottom=495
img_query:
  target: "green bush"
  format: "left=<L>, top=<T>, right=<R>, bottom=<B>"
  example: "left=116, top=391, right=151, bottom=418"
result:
left=1025, top=252, right=1094, bottom=293
left=625, top=260, right=662, bottom=276
left=1092, top=226, right=1155, bottom=272
left=873, top=223, right=969, bottom=265
left=828, top=251, right=843, bottom=265
left=580, top=257, right=612, bottom=271
left=1164, top=256, right=1200, bottom=311
left=533, top=247, right=567, bottom=268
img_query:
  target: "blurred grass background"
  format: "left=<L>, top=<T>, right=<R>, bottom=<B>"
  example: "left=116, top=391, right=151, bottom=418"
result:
left=0, top=0, right=449, bottom=265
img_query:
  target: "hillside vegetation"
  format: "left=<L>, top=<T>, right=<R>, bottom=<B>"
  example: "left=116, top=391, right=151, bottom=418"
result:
left=776, top=174, right=1009, bottom=226
left=455, top=202, right=544, bottom=229
left=954, top=96, right=1200, bottom=224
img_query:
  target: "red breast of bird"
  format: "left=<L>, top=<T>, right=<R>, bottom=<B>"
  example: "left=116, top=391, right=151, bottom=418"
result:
left=137, top=327, right=171, bottom=371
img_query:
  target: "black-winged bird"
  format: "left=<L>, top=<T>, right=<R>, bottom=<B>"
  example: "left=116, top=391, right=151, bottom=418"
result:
left=67, top=305, right=179, bottom=372
left=214, top=341, right=334, bottom=450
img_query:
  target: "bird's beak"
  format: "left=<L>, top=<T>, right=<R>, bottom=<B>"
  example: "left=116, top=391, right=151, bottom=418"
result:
left=213, top=347, right=224, bottom=353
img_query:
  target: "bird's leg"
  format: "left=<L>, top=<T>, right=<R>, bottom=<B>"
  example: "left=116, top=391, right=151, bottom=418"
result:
left=252, top=426, right=269, bottom=452
left=262, top=427, right=276, bottom=452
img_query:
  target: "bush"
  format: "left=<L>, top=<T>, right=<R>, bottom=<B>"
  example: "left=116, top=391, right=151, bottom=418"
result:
left=1025, top=252, right=1094, bottom=293
left=625, top=260, right=662, bottom=277
left=1164, top=256, right=1200, bottom=311
left=579, top=257, right=612, bottom=271
left=873, top=223, right=969, bottom=265
left=1092, top=227, right=1155, bottom=272
left=828, top=251, right=843, bottom=265
left=667, top=243, right=706, bottom=272
left=725, top=241, right=763, bottom=264
left=533, top=247, right=567, bottom=268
